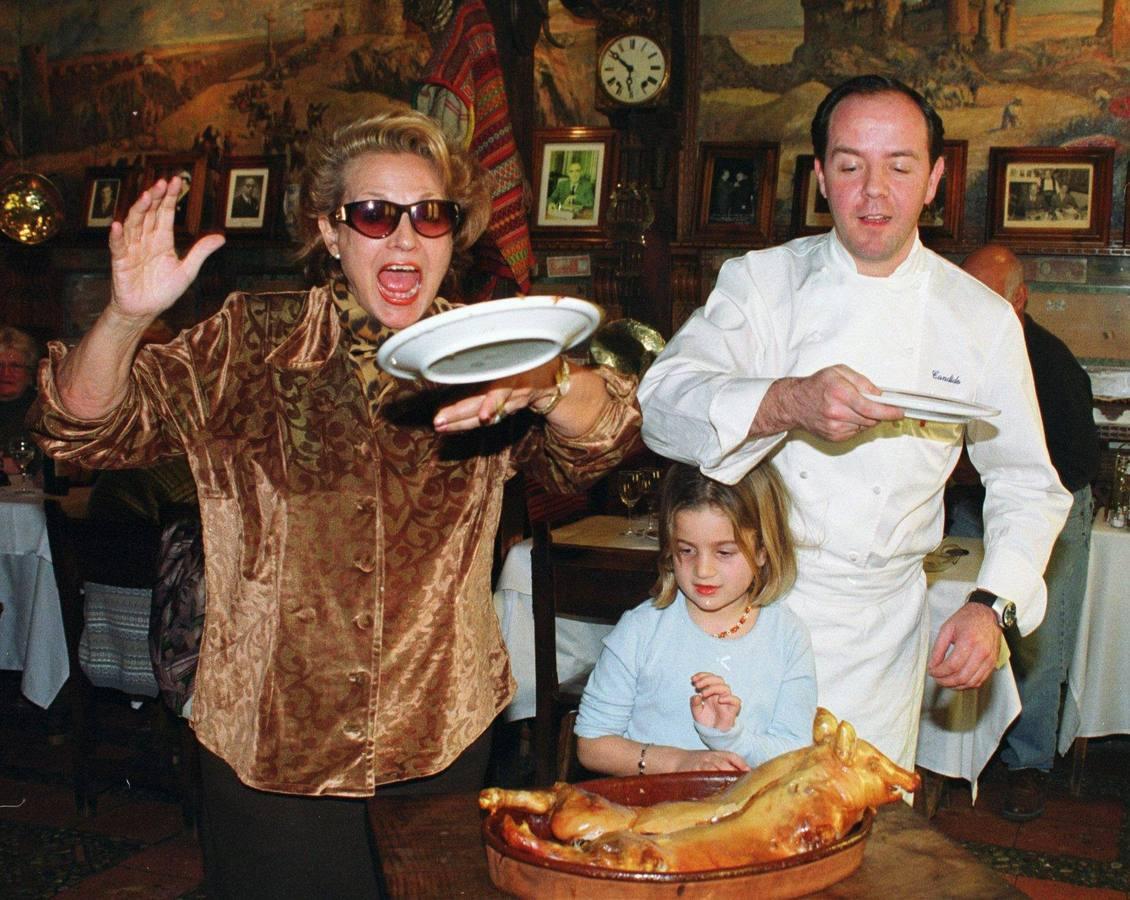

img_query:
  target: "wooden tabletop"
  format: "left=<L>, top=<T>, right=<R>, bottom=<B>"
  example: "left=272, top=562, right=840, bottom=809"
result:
left=369, top=792, right=1021, bottom=899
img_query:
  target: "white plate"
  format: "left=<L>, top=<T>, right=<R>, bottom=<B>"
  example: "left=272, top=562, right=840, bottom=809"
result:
left=863, top=389, right=1000, bottom=424
left=376, top=296, right=602, bottom=384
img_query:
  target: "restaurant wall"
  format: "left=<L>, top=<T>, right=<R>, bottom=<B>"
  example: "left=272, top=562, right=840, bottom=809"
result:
left=0, top=0, right=438, bottom=335
left=538, top=0, right=1127, bottom=240
left=536, top=0, right=1129, bottom=360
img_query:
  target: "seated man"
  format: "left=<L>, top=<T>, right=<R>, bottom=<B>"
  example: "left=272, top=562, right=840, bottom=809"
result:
left=955, top=244, right=1099, bottom=822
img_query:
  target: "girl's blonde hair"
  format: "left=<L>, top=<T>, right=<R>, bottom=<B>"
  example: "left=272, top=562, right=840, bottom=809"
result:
left=651, top=462, right=796, bottom=609
left=297, top=110, right=491, bottom=290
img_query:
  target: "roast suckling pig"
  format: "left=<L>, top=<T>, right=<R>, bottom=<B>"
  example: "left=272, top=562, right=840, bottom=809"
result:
left=479, top=708, right=920, bottom=872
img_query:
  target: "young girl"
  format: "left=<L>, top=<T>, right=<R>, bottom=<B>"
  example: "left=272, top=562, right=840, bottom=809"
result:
left=575, top=462, right=816, bottom=776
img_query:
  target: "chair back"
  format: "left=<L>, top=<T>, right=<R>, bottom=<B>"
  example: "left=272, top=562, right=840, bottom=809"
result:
left=43, top=500, right=169, bottom=816
left=529, top=516, right=657, bottom=785
left=44, top=501, right=163, bottom=662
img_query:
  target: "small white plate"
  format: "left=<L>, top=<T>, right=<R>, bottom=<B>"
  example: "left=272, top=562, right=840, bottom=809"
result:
left=377, top=296, right=602, bottom=384
left=864, top=389, right=1000, bottom=424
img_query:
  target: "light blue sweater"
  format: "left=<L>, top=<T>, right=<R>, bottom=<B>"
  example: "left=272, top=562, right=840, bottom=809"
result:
left=574, top=592, right=817, bottom=767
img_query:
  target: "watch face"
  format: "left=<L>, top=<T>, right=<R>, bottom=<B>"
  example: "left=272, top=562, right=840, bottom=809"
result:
left=598, top=34, right=669, bottom=105
left=1000, top=601, right=1017, bottom=629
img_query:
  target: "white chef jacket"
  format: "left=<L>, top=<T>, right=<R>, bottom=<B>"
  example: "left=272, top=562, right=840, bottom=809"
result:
left=639, top=230, right=1071, bottom=767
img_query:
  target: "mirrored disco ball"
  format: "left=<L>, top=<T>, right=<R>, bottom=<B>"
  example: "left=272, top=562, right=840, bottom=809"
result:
left=0, top=173, right=64, bottom=244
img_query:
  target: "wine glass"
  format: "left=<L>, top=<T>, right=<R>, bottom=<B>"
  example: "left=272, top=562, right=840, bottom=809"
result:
left=615, top=470, right=644, bottom=535
left=639, top=467, right=663, bottom=539
left=7, top=438, right=37, bottom=493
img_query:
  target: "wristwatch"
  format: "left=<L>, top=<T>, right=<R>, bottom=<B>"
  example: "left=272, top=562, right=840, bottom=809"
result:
left=966, top=589, right=1017, bottom=630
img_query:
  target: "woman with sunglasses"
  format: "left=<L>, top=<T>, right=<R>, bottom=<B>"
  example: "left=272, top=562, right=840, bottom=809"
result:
left=29, top=111, right=641, bottom=898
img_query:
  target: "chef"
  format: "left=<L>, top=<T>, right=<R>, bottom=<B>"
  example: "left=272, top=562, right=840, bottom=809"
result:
left=638, top=75, right=1070, bottom=769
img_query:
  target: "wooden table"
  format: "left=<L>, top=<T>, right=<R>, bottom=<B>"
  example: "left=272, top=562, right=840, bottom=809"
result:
left=369, top=792, right=1021, bottom=898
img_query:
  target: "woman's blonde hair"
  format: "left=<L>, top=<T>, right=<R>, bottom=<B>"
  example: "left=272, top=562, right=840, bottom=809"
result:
left=297, top=110, right=491, bottom=288
left=651, top=462, right=796, bottom=610
left=0, top=326, right=40, bottom=369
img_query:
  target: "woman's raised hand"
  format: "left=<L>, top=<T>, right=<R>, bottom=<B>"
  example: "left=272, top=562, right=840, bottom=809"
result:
left=108, top=177, right=225, bottom=321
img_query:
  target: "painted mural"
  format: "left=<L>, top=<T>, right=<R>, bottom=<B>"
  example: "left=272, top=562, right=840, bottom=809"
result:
left=536, top=0, right=1128, bottom=241
left=0, top=1, right=445, bottom=223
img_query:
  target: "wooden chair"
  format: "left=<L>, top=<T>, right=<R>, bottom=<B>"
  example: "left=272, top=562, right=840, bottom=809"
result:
left=44, top=500, right=197, bottom=822
left=530, top=516, right=657, bottom=785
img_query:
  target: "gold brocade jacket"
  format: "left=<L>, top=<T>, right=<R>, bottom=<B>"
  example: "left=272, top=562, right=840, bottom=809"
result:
left=30, top=285, right=641, bottom=796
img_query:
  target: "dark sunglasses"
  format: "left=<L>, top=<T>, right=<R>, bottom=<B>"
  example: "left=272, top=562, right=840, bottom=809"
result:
left=334, top=198, right=462, bottom=240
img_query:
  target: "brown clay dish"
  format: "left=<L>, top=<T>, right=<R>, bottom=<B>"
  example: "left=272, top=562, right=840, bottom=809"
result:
left=482, top=771, right=873, bottom=899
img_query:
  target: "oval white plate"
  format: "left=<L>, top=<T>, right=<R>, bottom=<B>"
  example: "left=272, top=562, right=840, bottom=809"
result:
left=377, top=296, right=602, bottom=384
left=864, top=389, right=1001, bottom=424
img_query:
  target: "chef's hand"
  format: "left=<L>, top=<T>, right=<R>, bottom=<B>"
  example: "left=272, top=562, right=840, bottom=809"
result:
left=750, top=364, right=903, bottom=442
left=927, top=602, right=1001, bottom=690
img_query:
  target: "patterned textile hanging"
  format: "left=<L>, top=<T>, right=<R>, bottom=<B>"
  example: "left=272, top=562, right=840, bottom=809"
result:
left=414, top=0, right=535, bottom=299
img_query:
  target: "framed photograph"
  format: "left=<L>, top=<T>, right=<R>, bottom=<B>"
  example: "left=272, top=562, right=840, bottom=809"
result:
left=695, top=142, right=779, bottom=242
left=532, top=128, right=618, bottom=237
left=1124, top=161, right=1129, bottom=247
left=919, top=140, right=967, bottom=247
left=219, top=156, right=283, bottom=235
left=790, top=154, right=833, bottom=237
left=82, top=168, right=126, bottom=228
left=987, top=146, right=1114, bottom=247
left=142, top=153, right=207, bottom=235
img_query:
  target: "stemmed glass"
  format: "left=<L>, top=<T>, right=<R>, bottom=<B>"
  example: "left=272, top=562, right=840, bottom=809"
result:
left=6, top=438, right=38, bottom=493
left=614, top=470, right=644, bottom=536
left=639, top=467, right=663, bottom=539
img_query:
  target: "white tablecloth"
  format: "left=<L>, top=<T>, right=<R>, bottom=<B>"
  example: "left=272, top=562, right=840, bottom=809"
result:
left=493, top=538, right=616, bottom=722
left=916, top=536, right=1020, bottom=795
left=494, top=526, right=1020, bottom=792
left=1058, top=513, right=1130, bottom=753
left=0, top=489, right=69, bottom=708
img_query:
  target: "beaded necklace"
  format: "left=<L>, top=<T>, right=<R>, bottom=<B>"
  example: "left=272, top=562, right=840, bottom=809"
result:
left=714, top=599, right=756, bottom=639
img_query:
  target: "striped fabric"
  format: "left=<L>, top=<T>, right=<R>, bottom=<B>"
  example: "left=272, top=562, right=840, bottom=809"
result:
left=78, top=582, right=159, bottom=697
left=414, top=0, right=534, bottom=297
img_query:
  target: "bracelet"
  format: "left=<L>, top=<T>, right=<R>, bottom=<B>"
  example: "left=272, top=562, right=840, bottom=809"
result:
left=529, top=357, right=571, bottom=416
left=638, top=742, right=652, bottom=776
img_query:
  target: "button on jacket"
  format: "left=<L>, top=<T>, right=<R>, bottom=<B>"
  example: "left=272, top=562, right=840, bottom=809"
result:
left=32, top=285, right=641, bottom=796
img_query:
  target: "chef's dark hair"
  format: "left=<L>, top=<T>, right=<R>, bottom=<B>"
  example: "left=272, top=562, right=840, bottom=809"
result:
left=651, top=462, right=796, bottom=611
left=811, top=74, right=945, bottom=166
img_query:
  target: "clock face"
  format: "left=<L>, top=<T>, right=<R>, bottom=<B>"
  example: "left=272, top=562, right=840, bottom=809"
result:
left=598, top=34, right=669, bottom=106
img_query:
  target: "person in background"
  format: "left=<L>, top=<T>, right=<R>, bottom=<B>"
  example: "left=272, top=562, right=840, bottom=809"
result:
left=955, top=244, right=1100, bottom=822
left=638, top=74, right=1070, bottom=770
left=575, top=462, right=815, bottom=776
left=1, top=325, right=41, bottom=477
left=29, top=111, right=641, bottom=898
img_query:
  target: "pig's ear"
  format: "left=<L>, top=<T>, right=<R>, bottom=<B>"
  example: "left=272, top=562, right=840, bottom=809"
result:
left=833, top=719, right=857, bottom=763
left=813, top=707, right=838, bottom=744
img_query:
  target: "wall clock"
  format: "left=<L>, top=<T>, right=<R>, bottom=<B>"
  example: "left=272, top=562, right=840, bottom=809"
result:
left=596, top=33, right=670, bottom=108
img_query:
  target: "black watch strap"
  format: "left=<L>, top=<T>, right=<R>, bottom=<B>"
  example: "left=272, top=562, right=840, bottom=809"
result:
left=967, top=589, right=1017, bottom=629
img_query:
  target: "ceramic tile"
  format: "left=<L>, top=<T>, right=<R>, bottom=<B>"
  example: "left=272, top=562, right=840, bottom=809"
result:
left=121, top=833, right=204, bottom=882
left=1013, top=875, right=1128, bottom=899
left=1015, top=817, right=1120, bottom=863
left=52, top=860, right=197, bottom=899
left=934, top=803, right=1020, bottom=847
